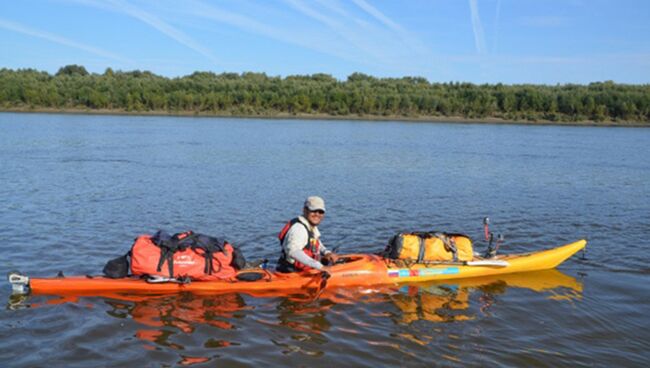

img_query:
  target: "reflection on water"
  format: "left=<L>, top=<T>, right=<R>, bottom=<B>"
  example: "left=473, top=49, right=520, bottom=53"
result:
left=7, top=269, right=582, bottom=365
left=389, top=269, right=582, bottom=325
left=107, top=292, right=246, bottom=351
left=392, top=284, right=473, bottom=324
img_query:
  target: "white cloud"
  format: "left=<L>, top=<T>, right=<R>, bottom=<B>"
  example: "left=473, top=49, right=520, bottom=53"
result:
left=181, top=0, right=359, bottom=65
left=281, top=0, right=391, bottom=62
left=469, top=0, right=487, bottom=55
left=73, top=0, right=219, bottom=64
left=0, top=17, right=129, bottom=63
left=493, top=0, right=501, bottom=54
left=351, top=0, right=404, bottom=33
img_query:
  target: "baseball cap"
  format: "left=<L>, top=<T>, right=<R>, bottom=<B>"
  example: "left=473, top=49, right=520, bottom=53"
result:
left=304, top=196, right=326, bottom=213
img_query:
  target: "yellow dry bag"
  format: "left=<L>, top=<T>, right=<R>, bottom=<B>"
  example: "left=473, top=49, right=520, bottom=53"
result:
left=383, top=232, right=474, bottom=262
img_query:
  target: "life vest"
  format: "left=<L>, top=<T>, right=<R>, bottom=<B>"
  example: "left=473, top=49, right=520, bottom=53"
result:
left=277, top=218, right=321, bottom=271
left=129, top=230, right=245, bottom=280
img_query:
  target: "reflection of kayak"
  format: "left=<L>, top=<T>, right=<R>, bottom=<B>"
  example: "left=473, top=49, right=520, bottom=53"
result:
left=11, top=240, right=586, bottom=296
left=391, top=268, right=584, bottom=324
left=398, top=268, right=583, bottom=296
left=8, top=268, right=582, bottom=335
left=434, top=268, right=584, bottom=293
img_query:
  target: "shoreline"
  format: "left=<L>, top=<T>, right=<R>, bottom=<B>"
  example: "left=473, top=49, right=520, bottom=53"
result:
left=1, top=107, right=647, bottom=127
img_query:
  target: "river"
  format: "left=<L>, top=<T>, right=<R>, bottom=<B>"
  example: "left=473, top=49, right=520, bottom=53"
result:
left=1, top=112, right=649, bottom=367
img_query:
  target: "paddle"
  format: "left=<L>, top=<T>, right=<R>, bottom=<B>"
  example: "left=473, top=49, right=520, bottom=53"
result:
left=484, top=217, right=490, bottom=241
left=145, top=275, right=191, bottom=284
left=308, top=270, right=331, bottom=301
left=495, top=234, right=504, bottom=254
left=483, top=217, right=504, bottom=258
left=465, top=259, right=509, bottom=267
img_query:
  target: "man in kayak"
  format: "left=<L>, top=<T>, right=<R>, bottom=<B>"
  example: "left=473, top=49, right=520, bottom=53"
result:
left=277, top=196, right=339, bottom=272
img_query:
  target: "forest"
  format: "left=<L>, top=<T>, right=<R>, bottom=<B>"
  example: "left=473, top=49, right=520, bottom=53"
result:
left=1, top=65, right=649, bottom=123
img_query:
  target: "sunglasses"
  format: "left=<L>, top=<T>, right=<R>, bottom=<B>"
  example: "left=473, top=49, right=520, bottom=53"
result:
left=309, top=209, right=325, bottom=215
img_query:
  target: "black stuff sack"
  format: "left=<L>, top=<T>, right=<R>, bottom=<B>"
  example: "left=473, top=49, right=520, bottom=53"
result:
left=103, top=253, right=130, bottom=278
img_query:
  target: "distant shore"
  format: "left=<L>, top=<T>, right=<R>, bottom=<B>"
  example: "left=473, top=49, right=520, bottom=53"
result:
left=2, top=107, right=647, bottom=127
left=3, top=67, right=649, bottom=126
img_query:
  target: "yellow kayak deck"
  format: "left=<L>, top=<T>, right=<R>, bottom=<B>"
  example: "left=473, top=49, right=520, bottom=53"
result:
left=386, top=239, right=586, bottom=283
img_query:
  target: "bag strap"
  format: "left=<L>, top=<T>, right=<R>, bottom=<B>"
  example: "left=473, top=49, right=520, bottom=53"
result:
left=417, top=236, right=426, bottom=262
left=156, top=244, right=177, bottom=277
left=173, top=231, right=197, bottom=251
left=152, top=231, right=188, bottom=277
left=187, top=234, right=227, bottom=275
left=430, top=232, right=458, bottom=261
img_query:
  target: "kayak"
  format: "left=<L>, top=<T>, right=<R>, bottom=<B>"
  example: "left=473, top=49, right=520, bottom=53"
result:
left=8, top=268, right=582, bottom=328
left=9, top=239, right=586, bottom=297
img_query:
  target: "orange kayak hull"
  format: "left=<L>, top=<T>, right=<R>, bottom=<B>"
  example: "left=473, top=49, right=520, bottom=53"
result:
left=24, top=240, right=586, bottom=296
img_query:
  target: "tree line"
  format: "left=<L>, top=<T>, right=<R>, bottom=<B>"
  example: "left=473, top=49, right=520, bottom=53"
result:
left=1, top=65, right=648, bottom=123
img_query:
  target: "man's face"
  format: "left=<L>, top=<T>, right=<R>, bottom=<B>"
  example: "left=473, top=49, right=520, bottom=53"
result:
left=304, top=208, right=325, bottom=226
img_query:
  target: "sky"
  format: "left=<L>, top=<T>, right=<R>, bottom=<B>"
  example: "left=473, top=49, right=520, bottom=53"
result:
left=1, top=0, right=649, bottom=84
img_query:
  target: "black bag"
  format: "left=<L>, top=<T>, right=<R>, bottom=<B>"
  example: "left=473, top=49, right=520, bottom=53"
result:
left=231, top=246, right=246, bottom=270
left=103, top=253, right=130, bottom=278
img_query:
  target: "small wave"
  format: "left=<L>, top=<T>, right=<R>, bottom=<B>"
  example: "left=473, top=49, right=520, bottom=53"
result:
left=59, top=158, right=136, bottom=164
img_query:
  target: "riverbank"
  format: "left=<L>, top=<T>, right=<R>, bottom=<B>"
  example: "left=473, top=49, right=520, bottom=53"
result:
left=1, top=107, right=648, bottom=127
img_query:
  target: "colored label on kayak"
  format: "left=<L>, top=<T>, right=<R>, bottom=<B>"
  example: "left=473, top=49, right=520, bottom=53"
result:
left=388, top=267, right=459, bottom=278
left=420, top=267, right=459, bottom=276
left=388, top=270, right=411, bottom=278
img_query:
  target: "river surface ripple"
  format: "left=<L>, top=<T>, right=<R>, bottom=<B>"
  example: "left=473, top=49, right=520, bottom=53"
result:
left=1, top=113, right=649, bottom=367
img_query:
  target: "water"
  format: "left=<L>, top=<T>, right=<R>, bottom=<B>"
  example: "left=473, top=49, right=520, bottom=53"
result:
left=1, top=112, right=649, bottom=367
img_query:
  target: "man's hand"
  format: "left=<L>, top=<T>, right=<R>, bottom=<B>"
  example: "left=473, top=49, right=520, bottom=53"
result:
left=323, top=252, right=339, bottom=265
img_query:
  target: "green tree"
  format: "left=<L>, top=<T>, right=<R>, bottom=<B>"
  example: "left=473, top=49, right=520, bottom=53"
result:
left=0, top=66, right=647, bottom=123
left=56, top=65, right=89, bottom=76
